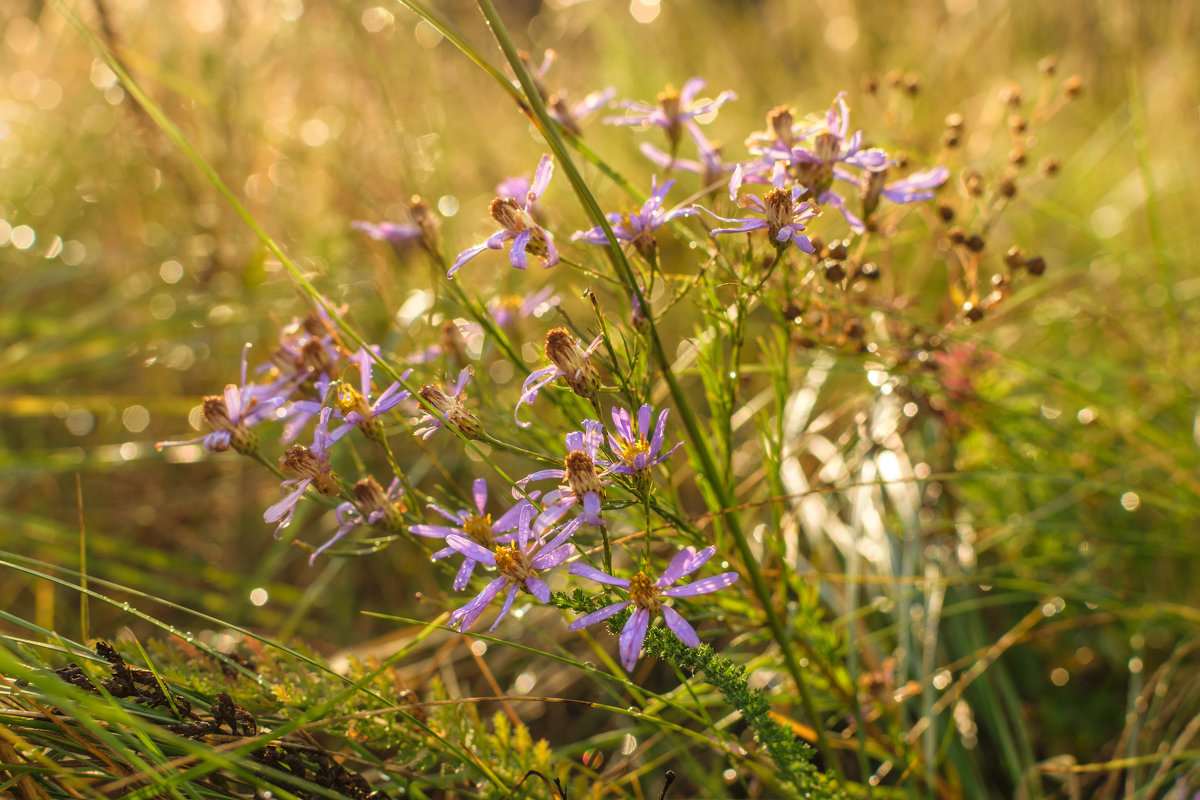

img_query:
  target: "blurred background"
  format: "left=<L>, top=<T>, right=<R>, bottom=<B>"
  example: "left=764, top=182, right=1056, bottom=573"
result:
left=3, top=0, right=1199, bottom=794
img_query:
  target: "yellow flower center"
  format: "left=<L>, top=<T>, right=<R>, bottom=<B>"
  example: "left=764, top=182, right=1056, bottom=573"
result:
left=620, top=438, right=651, bottom=469
left=628, top=571, right=660, bottom=611
left=462, top=513, right=494, bottom=546
left=493, top=545, right=533, bottom=582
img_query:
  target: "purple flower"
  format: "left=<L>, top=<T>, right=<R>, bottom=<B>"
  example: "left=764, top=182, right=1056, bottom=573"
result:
left=445, top=504, right=574, bottom=632
left=411, top=478, right=533, bottom=590
left=548, top=87, right=616, bottom=137
left=414, top=367, right=482, bottom=440
left=449, top=155, right=558, bottom=278
left=352, top=220, right=422, bottom=246
left=488, top=286, right=560, bottom=330
left=572, top=176, right=697, bottom=262
left=700, top=161, right=819, bottom=252
left=516, top=419, right=608, bottom=532
left=599, top=405, right=682, bottom=482
left=859, top=165, right=949, bottom=219
left=516, top=328, right=604, bottom=426
left=606, top=77, right=736, bottom=151
left=311, top=476, right=405, bottom=564
left=568, top=546, right=739, bottom=672
left=156, top=347, right=292, bottom=456
left=737, top=92, right=889, bottom=232
left=354, top=197, right=440, bottom=255
left=264, top=407, right=340, bottom=537
left=325, top=347, right=412, bottom=444
left=639, top=123, right=733, bottom=192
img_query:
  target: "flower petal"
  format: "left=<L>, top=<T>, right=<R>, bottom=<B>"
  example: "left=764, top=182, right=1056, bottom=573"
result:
left=568, top=601, right=631, bottom=631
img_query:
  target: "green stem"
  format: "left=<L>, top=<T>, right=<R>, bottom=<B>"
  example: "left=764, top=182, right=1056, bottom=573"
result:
left=470, top=0, right=841, bottom=783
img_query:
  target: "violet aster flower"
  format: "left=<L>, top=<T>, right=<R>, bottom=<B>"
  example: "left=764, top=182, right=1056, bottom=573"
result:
left=156, top=347, right=292, bottom=456
left=327, top=347, right=413, bottom=444
left=700, top=161, right=819, bottom=253
left=599, top=405, right=683, bottom=488
left=489, top=286, right=560, bottom=330
left=859, top=165, right=949, bottom=220
left=264, top=407, right=340, bottom=537
left=548, top=87, right=616, bottom=137
left=738, top=92, right=889, bottom=233
left=606, top=77, right=736, bottom=152
left=572, top=176, right=697, bottom=262
left=516, top=419, right=608, bottom=532
left=449, top=155, right=558, bottom=278
left=414, top=367, right=482, bottom=440
left=568, top=546, right=739, bottom=672
left=412, top=478, right=534, bottom=590
left=354, top=197, right=441, bottom=255
left=515, top=49, right=615, bottom=137
left=311, top=475, right=405, bottom=564
left=516, top=328, right=604, bottom=426
left=445, top=504, right=574, bottom=632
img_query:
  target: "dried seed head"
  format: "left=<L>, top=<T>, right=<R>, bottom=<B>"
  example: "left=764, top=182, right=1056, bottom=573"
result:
left=418, top=384, right=482, bottom=439
left=300, top=339, right=335, bottom=376
left=858, top=262, right=880, bottom=281
left=490, top=197, right=551, bottom=259
left=1009, top=148, right=1027, bottom=166
left=948, top=227, right=966, bottom=245
left=964, top=171, right=985, bottom=197
left=823, top=261, right=846, bottom=283
left=544, top=328, right=600, bottom=401
left=903, top=72, right=921, bottom=95
left=965, top=234, right=985, bottom=253
left=1025, top=255, right=1046, bottom=276
left=565, top=449, right=605, bottom=507
left=945, top=113, right=965, bottom=130
left=1038, top=56, right=1058, bottom=76
left=201, top=394, right=258, bottom=455
left=763, top=187, right=799, bottom=242
left=862, top=169, right=887, bottom=219
left=656, top=87, right=685, bottom=148
left=1004, top=246, right=1026, bottom=270
left=999, top=82, right=1023, bottom=106
left=962, top=302, right=984, bottom=322
left=548, top=91, right=582, bottom=137
left=410, top=195, right=441, bottom=254
left=827, top=239, right=850, bottom=261
left=938, top=203, right=956, bottom=222
left=1062, top=75, right=1084, bottom=98
left=628, top=571, right=661, bottom=611
left=353, top=476, right=404, bottom=530
left=280, top=444, right=337, bottom=494
left=999, top=178, right=1017, bottom=199
left=440, top=320, right=468, bottom=366
left=1008, top=114, right=1027, bottom=134
left=1039, top=157, right=1061, bottom=176
left=942, top=130, right=961, bottom=148
left=766, top=105, right=796, bottom=147
left=861, top=74, right=879, bottom=94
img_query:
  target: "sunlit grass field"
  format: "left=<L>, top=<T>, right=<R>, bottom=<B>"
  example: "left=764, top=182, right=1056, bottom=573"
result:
left=3, top=0, right=1200, bottom=797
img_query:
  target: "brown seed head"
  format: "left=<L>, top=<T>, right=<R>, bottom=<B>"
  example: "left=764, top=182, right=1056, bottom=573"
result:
left=565, top=449, right=605, bottom=507
left=544, top=328, right=599, bottom=401
left=201, top=393, right=258, bottom=454
left=353, top=476, right=405, bottom=529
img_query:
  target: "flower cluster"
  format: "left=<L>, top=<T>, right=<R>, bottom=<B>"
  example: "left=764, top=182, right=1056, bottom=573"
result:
left=159, top=74, right=961, bottom=676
